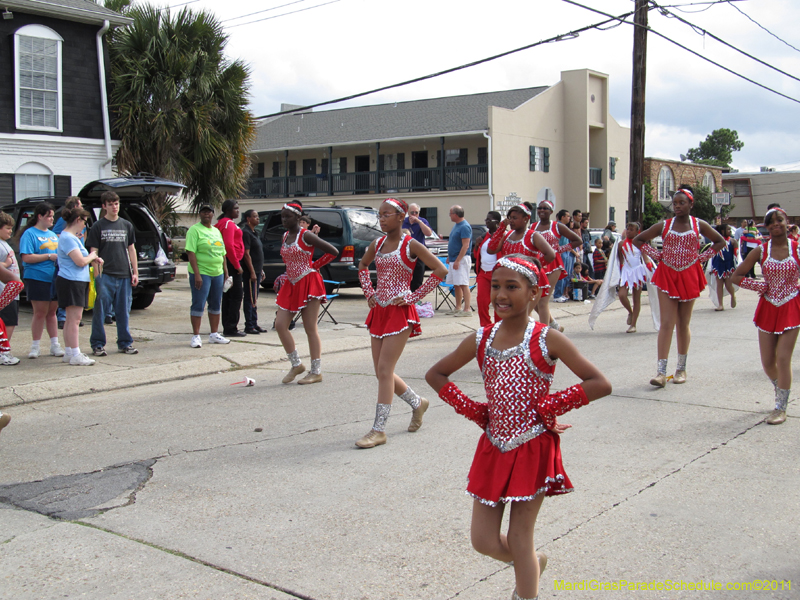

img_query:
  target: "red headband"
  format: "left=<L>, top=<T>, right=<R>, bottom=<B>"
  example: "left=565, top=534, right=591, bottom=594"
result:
left=384, top=198, right=407, bottom=214
left=676, top=189, right=694, bottom=202
left=493, top=256, right=540, bottom=286
left=283, top=203, right=302, bottom=215
left=539, top=200, right=554, bottom=211
left=765, top=207, right=787, bottom=220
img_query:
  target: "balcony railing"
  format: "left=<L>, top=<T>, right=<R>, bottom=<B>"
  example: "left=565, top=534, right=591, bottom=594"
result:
left=589, top=167, right=603, bottom=188
left=246, top=165, right=488, bottom=199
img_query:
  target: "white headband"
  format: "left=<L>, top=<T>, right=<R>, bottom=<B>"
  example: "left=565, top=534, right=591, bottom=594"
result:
left=513, top=204, right=531, bottom=216
left=539, top=200, right=554, bottom=211
left=283, top=203, right=302, bottom=216
left=495, top=256, right=539, bottom=286
left=385, top=198, right=406, bottom=214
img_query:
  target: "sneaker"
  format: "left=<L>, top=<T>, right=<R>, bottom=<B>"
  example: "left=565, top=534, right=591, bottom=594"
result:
left=118, top=346, right=139, bottom=355
left=104, top=315, right=113, bottom=325
left=62, top=354, right=71, bottom=363
left=554, top=296, right=568, bottom=303
left=50, top=343, right=65, bottom=357
left=355, top=430, right=387, bottom=449
left=0, top=413, right=10, bottom=434
left=93, top=347, right=108, bottom=357
left=190, top=335, right=202, bottom=348
left=69, top=353, right=96, bottom=366
left=208, top=332, right=230, bottom=344
left=0, top=352, right=20, bottom=366
left=28, top=345, right=40, bottom=359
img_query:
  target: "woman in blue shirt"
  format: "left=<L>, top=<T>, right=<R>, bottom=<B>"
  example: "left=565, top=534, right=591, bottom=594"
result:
left=56, top=206, right=101, bottom=366
left=19, top=203, right=64, bottom=359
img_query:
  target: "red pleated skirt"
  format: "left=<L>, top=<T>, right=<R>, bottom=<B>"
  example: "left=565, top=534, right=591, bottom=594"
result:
left=650, top=262, right=706, bottom=301
left=538, top=268, right=552, bottom=298
left=466, top=431, right=573, bottom=506
left=754, top=295, right=800, bottom=334
left=276, top=272, right=327, bottom=312
left=541, top=255, right=567, bottom=281
left=365, top=304, right=421, bottom=338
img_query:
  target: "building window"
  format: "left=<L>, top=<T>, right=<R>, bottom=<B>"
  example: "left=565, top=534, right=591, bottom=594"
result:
left=529, top=146, right=550, bottom=172
left=702, top=171, right=716, bottom=193
left=15, top=162, right=52, bottom=202
left=657, top=166, right=674, bottom=202
left=15, top=25, right=63, bottom=132
left=478, top=147, right=488, bottom=165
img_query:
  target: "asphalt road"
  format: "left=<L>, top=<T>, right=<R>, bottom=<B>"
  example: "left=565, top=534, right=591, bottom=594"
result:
left=0, top=279, right=797, bottom=600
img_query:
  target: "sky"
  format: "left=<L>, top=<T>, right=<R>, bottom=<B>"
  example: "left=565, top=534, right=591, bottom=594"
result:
left=157, top=0, right=800, bottom=173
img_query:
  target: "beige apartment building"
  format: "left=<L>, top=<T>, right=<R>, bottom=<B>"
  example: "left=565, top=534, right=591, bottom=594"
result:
left=241, top=69, right=631, bottom=236
left=722, top=170, right=799, bottom=223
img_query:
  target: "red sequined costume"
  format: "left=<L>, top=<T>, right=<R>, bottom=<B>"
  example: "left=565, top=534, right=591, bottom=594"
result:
left=740, top=240, right=800, bottom=334
left=364, top=235, right=422, bottom=338
left=649, top=217, right=707, bottom=301
left=446, top=320, right=580, bottom=506
left=276, top=229, right=328, bottom=312
left=535, top=221, right=567, bottom=281
left=489, top=228, right=552, bottom=297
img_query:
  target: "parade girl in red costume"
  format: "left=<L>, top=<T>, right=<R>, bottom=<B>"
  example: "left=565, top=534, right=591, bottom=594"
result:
left=274, top=201, right=339, bottom=385
left=486, top=202, right=555, bottom=322
left=355, top=198, right=448, bottom=448
left=634, top=187, right=725, bottom=387
left=532, top=200, right=582, bottom=332
left=731, top=207, right=800, bottom=425
left=426, top=254, right=611, bottom=600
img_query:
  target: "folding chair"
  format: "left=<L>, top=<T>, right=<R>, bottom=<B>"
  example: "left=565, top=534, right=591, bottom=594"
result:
left=434, top=257, right=456, bottom=310
left=317, top=280, right=343, bottom=324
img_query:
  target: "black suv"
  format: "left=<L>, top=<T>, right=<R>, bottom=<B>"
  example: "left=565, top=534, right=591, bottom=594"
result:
left=258, top=206, right=383, bottom=292
left=4, top=175, right=184, bottom=309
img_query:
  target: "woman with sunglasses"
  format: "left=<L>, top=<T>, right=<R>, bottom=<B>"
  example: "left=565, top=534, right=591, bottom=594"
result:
left=56, top=207, right=102, bottom=366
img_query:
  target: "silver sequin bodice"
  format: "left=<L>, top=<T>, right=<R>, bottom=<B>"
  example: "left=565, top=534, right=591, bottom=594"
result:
left=374, top=236, right=415, bottom=307
left=662, top=218, right=702, bottom=271
left=762, top=241, right=800, bottom=307
left=281, top=229, right=314, bottom=284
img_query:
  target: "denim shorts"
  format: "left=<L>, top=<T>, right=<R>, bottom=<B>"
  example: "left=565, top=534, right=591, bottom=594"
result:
left=190, top=273, right=224, bottom=317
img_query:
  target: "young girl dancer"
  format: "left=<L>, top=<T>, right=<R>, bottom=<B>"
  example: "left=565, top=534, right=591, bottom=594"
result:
left=710, top=224, right=738, bottom=311
left=426, top=254, right=611, bottom=600
left=533, top=201, right=582, bottom=332
left=634, top=187, right=725, bottom=387
left=274, top=201, right=339, bottom=385
left=486, top=202, right=555, bottom=322
left=356, top=198, right=448, bottom=448
left=618, top=222, right=652, bottom=333
left=731, top=207, right=799, bottom=425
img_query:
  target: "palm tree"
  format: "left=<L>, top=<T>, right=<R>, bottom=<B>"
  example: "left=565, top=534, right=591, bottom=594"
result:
left=107, top=4, right=255, bottom=211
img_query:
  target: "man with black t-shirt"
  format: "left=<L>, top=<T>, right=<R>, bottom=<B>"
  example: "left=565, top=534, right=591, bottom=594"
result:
left=87, top=191, right=139, bottom=356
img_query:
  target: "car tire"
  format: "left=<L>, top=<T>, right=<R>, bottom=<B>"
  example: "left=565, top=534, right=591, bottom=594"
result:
left=131, top=292, right=156, bottom=310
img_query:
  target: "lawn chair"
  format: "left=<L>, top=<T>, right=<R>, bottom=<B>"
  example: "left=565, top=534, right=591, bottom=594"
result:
left=292, top=279, right=343, bottom=326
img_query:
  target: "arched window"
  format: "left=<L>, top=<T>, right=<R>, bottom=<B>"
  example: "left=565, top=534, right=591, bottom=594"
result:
left=14, top=24, right=63, bottom=131
left=702, top=171, right=716, bottom=193
left=15, top=162, right=52, bottom=202
left=657, top=166, right=674, bottom=202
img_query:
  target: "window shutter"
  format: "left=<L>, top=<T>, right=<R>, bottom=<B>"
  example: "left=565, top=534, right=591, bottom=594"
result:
left=609, top=157, right=616, bottom=180
left=478, top=147, right=487, bottom=165
left=397, top=153, right=405, bottom=170
left=459, top=148, right=468, bottom=166
left=0, top=174, right=13, bottom=205
left=529, top=146, right=536, bottom=171
left=339, top=157, right=347, bottom=174
left=436, top=150, right=442, bottom=167
left=543, top=148, right=550, bottom=173
left=289, top=161, right=296, bottom=176
left=321, top=158, right=329, bottom=175
left=54, top=175, right=71, bottom=197
left=257, top=162, right=265, bottom=178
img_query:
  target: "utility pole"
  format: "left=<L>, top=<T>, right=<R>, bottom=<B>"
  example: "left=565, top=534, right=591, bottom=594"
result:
left=628, top=0, right=648, bottom=225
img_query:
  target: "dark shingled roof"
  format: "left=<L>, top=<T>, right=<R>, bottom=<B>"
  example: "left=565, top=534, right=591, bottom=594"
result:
left=253, top=86, right=550, bottom=151
left=5, top=0, right=132, bottom=25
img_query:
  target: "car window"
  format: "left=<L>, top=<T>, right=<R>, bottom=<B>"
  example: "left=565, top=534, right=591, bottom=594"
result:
left=311, top=211, right=344, bottom=238
left=263, top=213, right=285, bottom=242
left=348, top=210, right=383, bottom=242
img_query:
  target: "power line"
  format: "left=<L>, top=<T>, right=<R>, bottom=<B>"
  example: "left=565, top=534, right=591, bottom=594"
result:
left=561, top=0, right=800, bottom=105
left=226, top=0, right=342, bottom=29
left=253, top=11, right=635, bottom=120
left=654, top=3, right=800, bottom=84
left=660, top=0, right=739, bottom=14
left=729, top=3, right=800, bottom=54
left=220, top=0, right=314, bottom=23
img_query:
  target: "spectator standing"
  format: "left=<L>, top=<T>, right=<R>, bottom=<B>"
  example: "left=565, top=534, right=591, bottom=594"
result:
left=572, top=210, right=583, bottom=228
left=402, top=203, right=433, bottom=291
left=87, top=192, right=139, bottom=356
left=53, top=197, right=85, bottom=329
left=446, top=205, right=473, bottom=317
left=187, top=205, right=229, bottom=348
left=603, top=220, right=616, bottom=240
left=57, top=206, right=101, bottom=366
left=0, top=211, right=21, bottom=364
left=19, top=203, right=64, bottom=360
left=740, top=220, right=760, bottom=278
left=216, top=200, right=246, bottom=337
left=240, top=210, right=265, bottom=334
left=553, top=210, right=574, bottom=301
left=580, top=217, right=594, bottom=276
left=592, top=238, right=607, bottom=280
left=474, top=211, right=501, bottom=327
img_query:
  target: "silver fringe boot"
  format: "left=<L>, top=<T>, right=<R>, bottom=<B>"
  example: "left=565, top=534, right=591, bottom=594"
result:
left=372, top=403, right=391, bottom=432
left=676, top=353, right=687, bottom=372
left=657, top=358, right=668, bottom=375
left=766, top=388, right=789, bottom=425
left=287, top=350, right=301, bottom=368
left=399, top=386, right=421, bottom=409
left=310, top=358, right=321, bottom=375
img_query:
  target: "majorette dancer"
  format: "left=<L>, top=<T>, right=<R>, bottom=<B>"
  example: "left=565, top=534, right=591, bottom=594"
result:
left=633, top=187, right=725, bottom=387
left=426, top=254, right=611, bottom=600
left=355, top=198, right=448, bottom=448
left=486, top=202, right=555, bottom=323
left=532, top=200, right=582, bottom=332
left=708, top=223, right=738, bottom=311
left=274, top=201, right=339, bottom=385
left=731, top=207, right=800, bottom=425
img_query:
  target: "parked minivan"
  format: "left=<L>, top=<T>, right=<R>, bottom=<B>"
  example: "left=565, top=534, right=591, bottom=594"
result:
left=258, top=206, right=383, bottom=292
left=4, top=175, right=184, bottom=309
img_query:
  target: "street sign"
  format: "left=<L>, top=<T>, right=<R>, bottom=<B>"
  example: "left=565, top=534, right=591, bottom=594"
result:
left=712, top=192, right=731, bottom=206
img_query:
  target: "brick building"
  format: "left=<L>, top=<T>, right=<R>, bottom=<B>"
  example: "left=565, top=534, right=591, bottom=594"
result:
left=644, top=157, right=724, bottom=205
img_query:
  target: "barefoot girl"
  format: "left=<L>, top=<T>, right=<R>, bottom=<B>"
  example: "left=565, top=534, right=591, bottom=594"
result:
left=532, top=201, right=582, bottom=332
left=634, top=187, right=725, bottom=387
left=274, top=201, right=338, bottom=385
left=731, top=207, right=800, bottom=425
left=618, top=222, right=652, bottom=333
left=426, top=254, right=611, bottom=600
left=355, top=198, right=448, bottom=448
left=486, top=202, right=555, bottom=322
left=710, top=224, right=738, bottom=311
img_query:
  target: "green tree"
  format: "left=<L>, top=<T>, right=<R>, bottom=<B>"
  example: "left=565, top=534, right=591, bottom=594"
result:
left=691, top=186, right=717, bottom=222
left=642, top=179, right=664, bottom=229
left=107, top=4, right=255, bottom=211
left=686, top=128, right=744, bottom=169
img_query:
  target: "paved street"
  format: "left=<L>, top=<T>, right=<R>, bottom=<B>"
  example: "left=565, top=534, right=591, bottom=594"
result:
left=0, top=279, right=797, bottom=600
